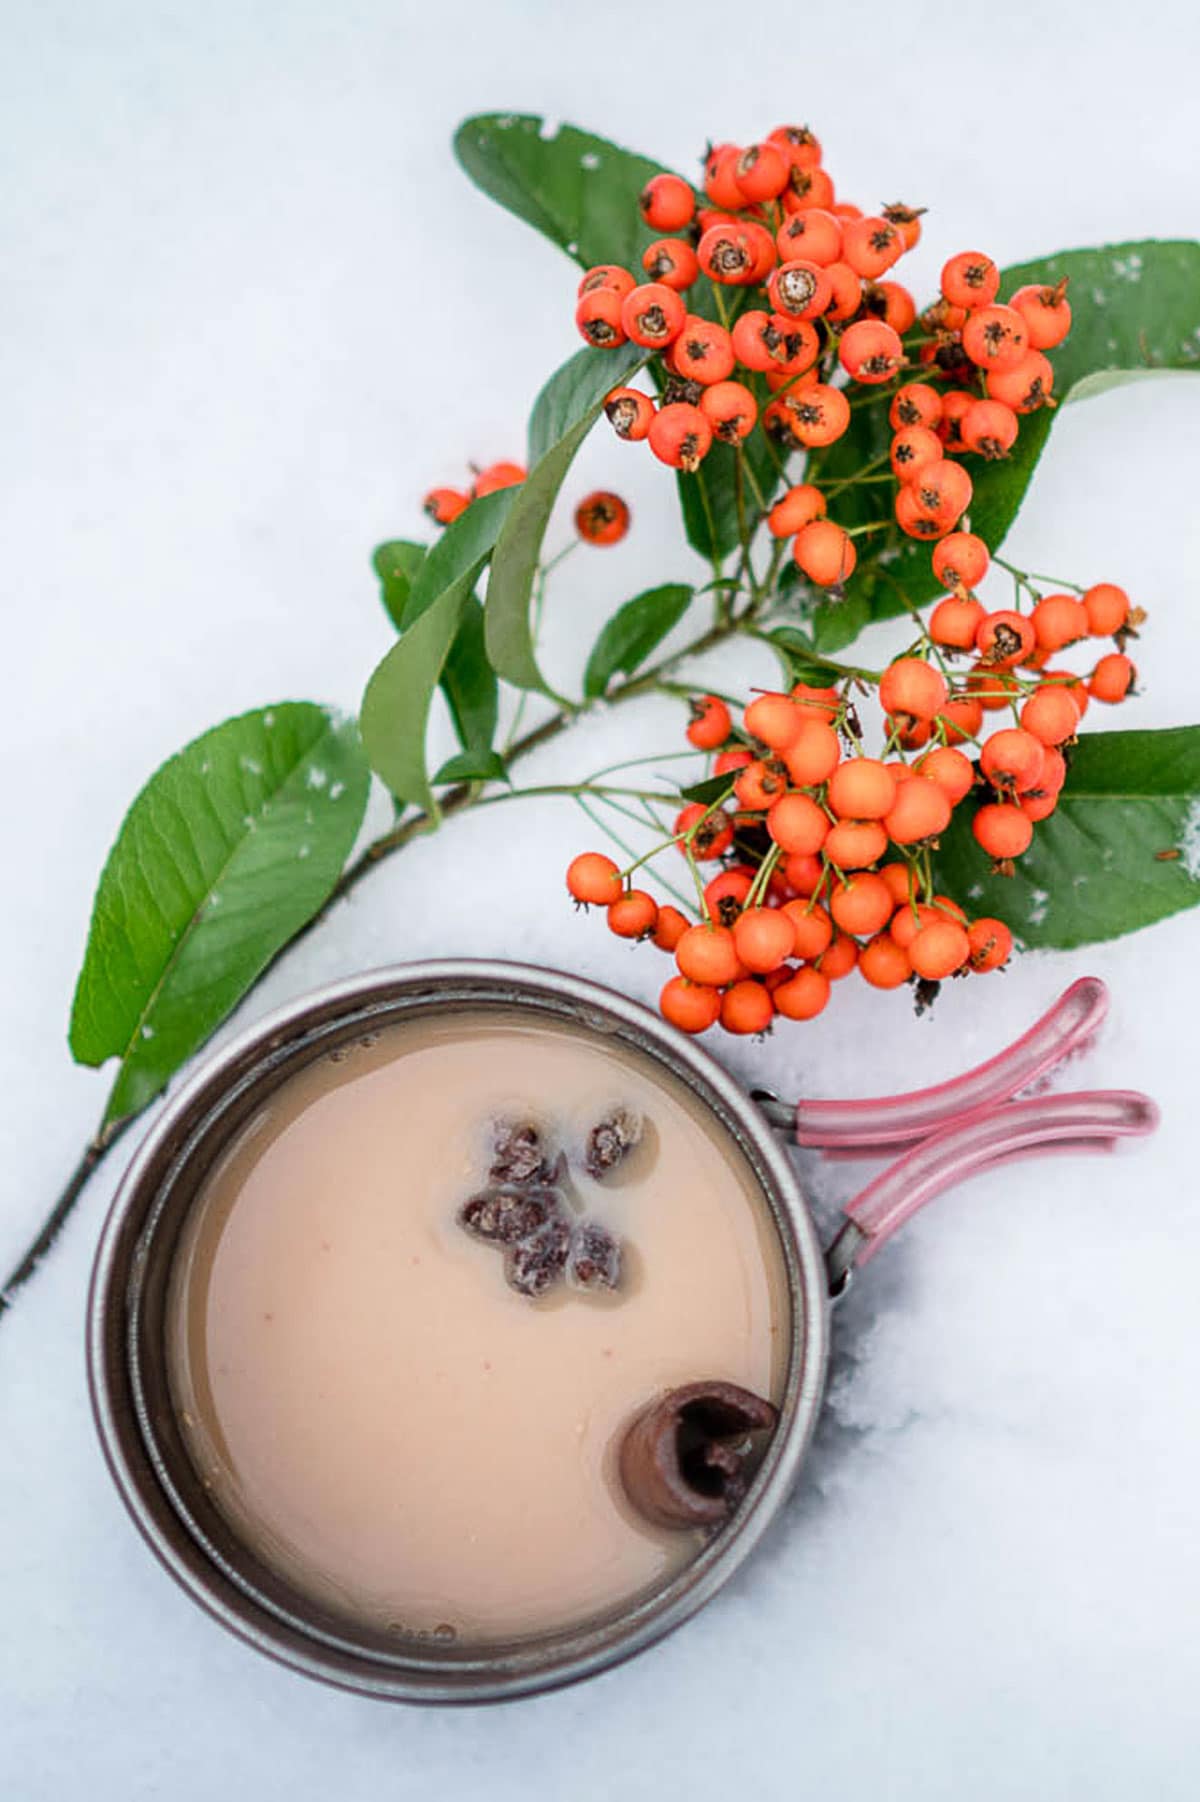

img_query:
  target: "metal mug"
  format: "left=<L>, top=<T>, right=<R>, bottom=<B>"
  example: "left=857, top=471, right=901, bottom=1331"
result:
left=86, top=962, right=1155, bottom=1703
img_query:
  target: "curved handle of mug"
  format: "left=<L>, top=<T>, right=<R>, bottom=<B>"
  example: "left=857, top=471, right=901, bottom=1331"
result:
left=757, top=978, right=1110, bottom=1154
left=823, top=1089, right=1159, bottom=1295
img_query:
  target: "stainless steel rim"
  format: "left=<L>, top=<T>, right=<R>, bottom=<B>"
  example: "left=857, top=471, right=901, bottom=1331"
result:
left=86, top=959, right=831, bottom=1703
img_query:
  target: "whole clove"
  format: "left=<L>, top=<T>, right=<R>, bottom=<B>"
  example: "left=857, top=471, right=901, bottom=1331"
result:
left=567, top=1220, right=622, bottom=1291
left=618, top=1380, right=779, bottom=1529
left=584, top=1106, right=643, bottom=1180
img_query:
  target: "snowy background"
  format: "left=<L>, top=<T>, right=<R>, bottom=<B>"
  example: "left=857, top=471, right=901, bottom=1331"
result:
left=4, top=2, right=1200, bottom=1796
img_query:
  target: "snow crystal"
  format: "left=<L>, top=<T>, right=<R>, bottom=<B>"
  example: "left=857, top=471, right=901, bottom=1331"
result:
left=306, top=766, right=328, bottom=789
left=1028, top=887, right=1050, bottom=924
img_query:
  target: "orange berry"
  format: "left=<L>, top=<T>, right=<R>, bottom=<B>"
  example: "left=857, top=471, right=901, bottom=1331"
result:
left=735, top=757, right=790, bottom=811
left=980, top=728, right=1046, bottom=792
left=575, top=491, right=630, bottom=546
left=620, top=282, right=686, bottom=348
left=767, top=259, right=833, bottom=320
left=642, top=237, right=701, bottom=290
left=865, top=279, right=917, bottom=334
left=702, top=143, right=744, bottom=210
left=648, top=402, right=713, bottom=472
left=894, top=485, right=950, bottom=542
left=676, top=922, right=743, bottom=986
left=775, top=207, right=842, bottom=265
left=967, top=917, right=1013, bottom=971
left=1020, top=789, right=1059, bottom=823
left=1041, top=668, right=1089, bottom=720
left=697, top=221, right=761, bottom=286
left=791, top=680, right=841, bottom=719
left=773, top=964, right=831, bottom=1020
left=674, top=802, right=734, bottom=858
left=660, top=975, right=721, bottom=1034
left=890, top=383, right=943, bottom=431
left=962, top=304, right=1030, bottom=372
left=793, top=519, right=856, bottom=586
left=839, top=319, right=905, bottom=384
left=941, top=251, right=999, bottom=310
left=879, top=862, right=919, bottom=907
left=767, top=791, right=830, bottom=855
left=1009, top=280, right=1072, bottom=350
left=891, top=425, right=943, bottom=483
left=720, top=980, right=775, bottom=1036
left=828, top=757, right=897, bottom=820
left=473, top=461, right=526, bottom=497
left=930, top=594, right=986, bottom=650
left=604, top=387, right=655, bottom=441
left=784, top=720, right=842, bottom=786
left=841, top=215, right=903, bottom=279
left=825, top=818, right=889, bottom=869
left=1089, top=652, right=1136, bottom=702
left=884, top=777, right=952, bottom=845
left=608, top=889, right=658, bottom=938
left=780, top=384, right=851, bottom=449
left=938, top=694, right=985, bottom=744
left=672, top=315, right=736, bottom=385
left=700, top=380, right=758, bottom=442
left=1020, top=685, right=1079, bottom=747
left=767, top=484, right=827, bottom=538
left=781, top=900, right=833, bottom=960
left=578, top=264, right=637, bottom=299
left=817, top=931, right=859, bottom=980
left=822, top=259, right=863, bottom=322
left=961, top=398, right=1019, bottom=459
left=1083, top=582, right=1130, bottom=636
left=917, top=745, right=975, bottom=802
left=830, top=871, right=894, bottom=936
left=909, top=460, right=973, bottom=527
left=566, top=852, right=622, bottom=905
left=734, top=906, right=797, bottom=974
left=704, top=868, right=754, bottom=927
left=685, top=694, right=732, bottom=750
left=1031, top=594, right=1088, bottom=652
left=909, top=918, right=971, bottom=980
left=769, top=124, right=823, bottom=167
left=714, top=747, right=752, bottom=777
left=973, top=802, right=1034, bottom=860
left=639, top=174, right=695, bottom=232
left=782, top=163, right=835, bottom=213
left=879, top=658, right=949, bottom=723
left=423, top=486, right=470, bottom=526
left=575, top=287, right=628, bottom=348
left=745, top=692, right=803, bottom=751
left=784, top=851, right=825, bottom=896
left=652, top=905, right=690, bottom=953
left=976, top=610, right=1036, bottom=668
left=933, top=532, right=989, bottom=591
left=985, top=351, right=1055, bottom=413
left=889, top=715, right=933, bottom=750
left=735, top=141, right=791, bottom=202
left=859, top=933, right=912, bottom=989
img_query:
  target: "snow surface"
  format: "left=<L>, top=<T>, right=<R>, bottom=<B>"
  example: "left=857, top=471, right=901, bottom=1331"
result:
left=4, top=3, right=1200, bottom=1797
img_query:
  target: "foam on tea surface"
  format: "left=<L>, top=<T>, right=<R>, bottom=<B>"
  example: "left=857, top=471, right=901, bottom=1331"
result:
left=166, top=1011, right=791, bottom=1643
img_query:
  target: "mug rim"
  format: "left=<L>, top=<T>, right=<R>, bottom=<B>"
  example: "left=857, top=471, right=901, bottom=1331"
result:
left=86, top=958, right=831, bottom=1702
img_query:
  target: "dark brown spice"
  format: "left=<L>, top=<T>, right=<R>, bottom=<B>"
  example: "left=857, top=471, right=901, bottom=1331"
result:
left=618, top=1380, right=779, bottom=1528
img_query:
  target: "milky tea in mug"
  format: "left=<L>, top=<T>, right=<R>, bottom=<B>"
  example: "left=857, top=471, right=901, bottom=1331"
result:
left=166, top=1009, right=790, bottom=1643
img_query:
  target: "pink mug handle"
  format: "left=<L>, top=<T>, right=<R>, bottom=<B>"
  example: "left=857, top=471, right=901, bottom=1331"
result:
left=754, top=977, right=1110, bottom=1154
left=823, top=1088, right=1159, bottom=1293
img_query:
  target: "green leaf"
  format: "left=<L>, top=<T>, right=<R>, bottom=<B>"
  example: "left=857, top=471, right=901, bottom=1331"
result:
left=763, top=626, right=845, bottom=686
left=486, top=344, right=648, bottom=694
left=933, top=726, right=1200, bottom=949
left=680, top=773, right=735, bottom=807
left=809, top=239, right=1200, bottom=630
left=69, top=704, right=371, bottom=1127
left=583, top=583, right=694, bottom=698
left=373, top=539, right=426, bottom=632
left=441, top=595, right=498, bottom=753
left=431, top=748, right=509, bottom=786
left=401, top=487, right=516, bottom=630
left=676, top=433, right=782, bottom=564
left=454, top=113, right=673, bottom=273
left=360, top=578, right=474, bottom=811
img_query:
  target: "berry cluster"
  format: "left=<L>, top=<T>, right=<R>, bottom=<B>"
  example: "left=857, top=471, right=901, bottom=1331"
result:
left=566, top=575, right=1143, bottom=1036
left=575, top=126, right=1071, bottom=590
